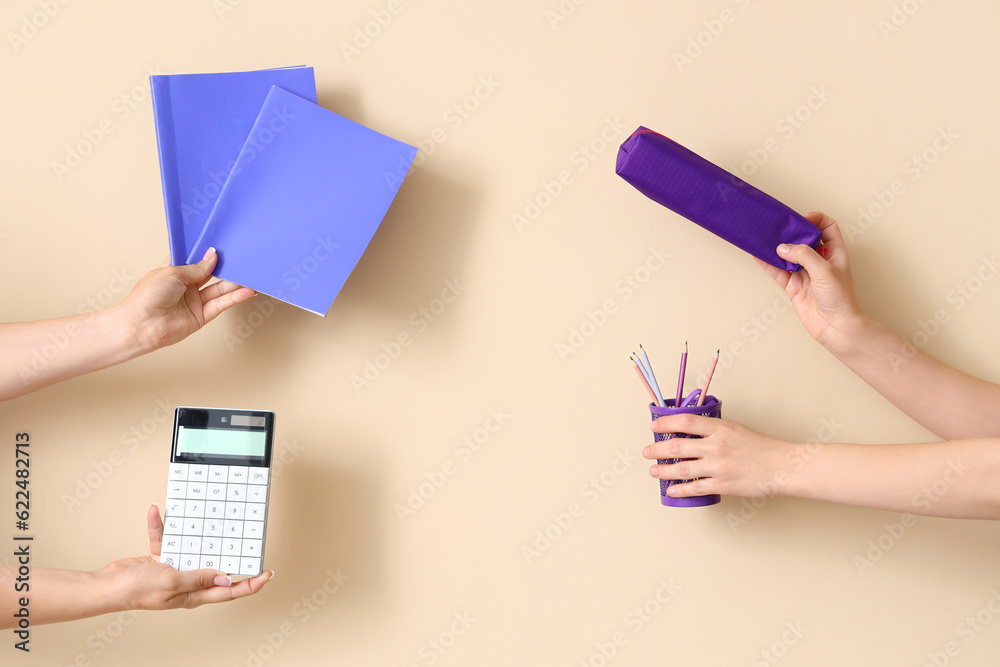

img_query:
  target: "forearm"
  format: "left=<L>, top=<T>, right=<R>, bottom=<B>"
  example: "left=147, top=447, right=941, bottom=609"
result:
left=824, top=314, right=1000, bottom=440
left=778, top=437, right=1000, bottom=519
left=0, top=307, right=148, bottom=401
left=0, top=568, right=120, bottom=628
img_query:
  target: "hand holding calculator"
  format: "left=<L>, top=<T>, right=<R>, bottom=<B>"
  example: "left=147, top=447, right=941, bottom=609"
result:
left=159, top=407, right=275, bottom=577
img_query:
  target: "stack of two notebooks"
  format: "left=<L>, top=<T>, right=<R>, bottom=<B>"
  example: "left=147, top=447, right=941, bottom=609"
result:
left=150, top=66, right=417, bottom=316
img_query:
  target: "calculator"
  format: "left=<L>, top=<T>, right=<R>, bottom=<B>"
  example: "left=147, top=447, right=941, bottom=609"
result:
left=159, top=407, right=275, bottom=577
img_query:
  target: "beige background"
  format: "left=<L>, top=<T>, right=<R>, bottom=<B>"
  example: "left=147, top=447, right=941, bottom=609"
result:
left=2, top=0, right=1000, bottom=665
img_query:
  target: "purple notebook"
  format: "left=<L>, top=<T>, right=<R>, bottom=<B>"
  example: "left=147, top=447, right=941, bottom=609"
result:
left=616, top=127, right=820, bottom=271
left=188, top=86, right=417, bottom=316
left=149, top=66, right=317, bottom=266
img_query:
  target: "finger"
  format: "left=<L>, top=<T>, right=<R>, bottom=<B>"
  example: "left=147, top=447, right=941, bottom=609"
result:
left=202, top=287, right=257, bottom=324
left=199, top=279, right=246, bottom=302
left=172, top=247, right=219, bottom=288
left=665, top=477, right=716, bottom=498
left=159, top=256, right=171, bottom=269
left=649, top=458, right=706, bottom=481
left=754, top=255, right=792, bottom=290
left=147, top=504, right=163, bottom=556
left=650, top=414, right=720, bottom=437
left=183, top=570, right=273, bottom=607
left=172, top=568, right=234, bottom=606
left=644, top=437, right=705, bottom=461
left=807, top=212, right=850, bottom=266
left=776, top=241, right=829, bottom=279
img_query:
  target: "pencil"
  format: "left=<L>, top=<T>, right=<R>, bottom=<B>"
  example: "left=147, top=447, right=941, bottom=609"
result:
left=631, top=357, right=659, bottom=405
left=695, top=349, right=720, bottom=407
left=675, top=341, right=688, bottom=408
left=638, top=344, right=665, bottom=407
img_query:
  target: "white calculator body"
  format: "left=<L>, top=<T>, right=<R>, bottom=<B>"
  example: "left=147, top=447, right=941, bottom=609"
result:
left=160, top=407, right=275, bottom=577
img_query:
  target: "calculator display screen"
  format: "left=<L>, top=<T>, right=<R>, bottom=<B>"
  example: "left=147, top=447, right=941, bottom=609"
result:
left=171, top=407, right=274, bottom=466
left=178, top=427, right=267, bottom=457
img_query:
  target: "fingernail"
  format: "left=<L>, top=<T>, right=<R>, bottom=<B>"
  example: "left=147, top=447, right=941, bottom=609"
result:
left=642, top=446, right=650, bottom=458
left=777, top=244, right=790, bottom=254
left=649, top=466, right=658, bottom=477
left=202, top=246, right=217, bottom=261
left=214, top=575, right=232, bottom=587
left=269, top=570, right=276, bottom=579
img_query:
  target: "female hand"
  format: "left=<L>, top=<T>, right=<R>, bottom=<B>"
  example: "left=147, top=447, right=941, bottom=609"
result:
left=99, top=504, right=272, bottom=611
left=644, top=414, right=793, bottom=499
left=117, top=248, right=256, bottom=353
left=756, top=212, right=865, bottom=348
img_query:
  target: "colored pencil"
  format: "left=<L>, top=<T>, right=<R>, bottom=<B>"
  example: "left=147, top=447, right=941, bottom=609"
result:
left=675, top=341, right=688, bottom=408
left=631, top=357, right=659, bottom=405
left=696, top=349, right=720, bottom=407
left=638, top=344, right=665, bottom=407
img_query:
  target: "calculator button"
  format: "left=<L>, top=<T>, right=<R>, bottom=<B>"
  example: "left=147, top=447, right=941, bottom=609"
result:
left=162, top=536, right=181, bottom=552
left=243, top=521, right=265, bottom=539
left=202, top=538, right=222, bottom=555
left=187, top=482, right=207, bottom=498
left=166, top=481, right=187, bottom=499
left=228, top=466, right=249, bottom=484
left=166, top=500, right=183, bottom=515
left=221, top=556, right=241, bottom=573
left=222, top=538, right=242, bottom=555
left=200, top=555, right=220, bottom=570
left=225, top=502, right=246, bottom=520
left=179, top=555, right=199, bottom=571
left=163, top=518, right=183, bottom=535
left=160, top=553, right=179, bottom=567
left=247, top=485, right=267, bottom=503
left=245, top=503, right=266, bottom=521
left=183, top=500, right=205, bottom=517
left=169, top=464, right=189, bottom=480
left=206, top=501, right=225, bottom=517
left=239, top=557, right=261, bottom=576
left=226, top=484, right=247, bottom=502
left=224, top=519, right=245, bottom=538
left=181, top=537, right=202, bottom=554
left=189, top=464, right=209, bottom=481
left=183, top=518, right=204, bottom=536
left=241, top=539, right=262, bottom=558
left=249, top=467, right=269, bottom=484
left=204, top=520, right=223, bottom=537
left=208, top=483, right=227, bottom=500
left=208, top=465, right=228, bottom=482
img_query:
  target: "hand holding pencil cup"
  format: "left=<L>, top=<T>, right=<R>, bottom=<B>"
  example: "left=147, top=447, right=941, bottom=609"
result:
left=632, top=344, right=722, bottom=507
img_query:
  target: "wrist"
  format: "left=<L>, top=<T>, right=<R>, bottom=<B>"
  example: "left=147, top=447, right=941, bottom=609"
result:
left=105, top=304, right=156, bottom=359
left=818, top=310, right=873, bottom=359
left=94, top=565, right=136, bottom=614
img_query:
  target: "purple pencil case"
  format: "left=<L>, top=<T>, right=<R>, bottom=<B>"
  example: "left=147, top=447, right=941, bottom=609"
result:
left=616, top=127, right=821, bottom=272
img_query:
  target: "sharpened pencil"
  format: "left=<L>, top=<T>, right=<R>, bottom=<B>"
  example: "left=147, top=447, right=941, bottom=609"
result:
left=638, top=344, right=665, bottom=407
left=675, top=341, right=688, bottom=408
left=631, top=357, right=659, bottom=405
left=696, top=349, right=720, bottom=407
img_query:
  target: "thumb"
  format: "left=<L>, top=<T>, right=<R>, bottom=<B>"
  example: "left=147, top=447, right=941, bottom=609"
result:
left=776, top=242, right=828, bottom=278
left=176, top=247, right=219, bottom=286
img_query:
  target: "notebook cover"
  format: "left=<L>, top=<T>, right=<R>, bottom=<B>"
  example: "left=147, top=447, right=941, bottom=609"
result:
left=188, top=85, right=418, bottom=316
left=616, top=127, right=821, bottom=272
left=150, top=66, right=318, bottom=265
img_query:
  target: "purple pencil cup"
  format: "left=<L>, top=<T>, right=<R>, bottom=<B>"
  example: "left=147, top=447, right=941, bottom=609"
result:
left=650, top=396, right=722, bottom=507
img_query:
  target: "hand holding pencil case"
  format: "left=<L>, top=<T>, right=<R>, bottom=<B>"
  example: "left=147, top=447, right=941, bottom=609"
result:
left=615, top=127, right=821, bottom=272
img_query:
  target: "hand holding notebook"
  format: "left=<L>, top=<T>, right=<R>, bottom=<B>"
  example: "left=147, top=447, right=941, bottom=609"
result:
left=150, top=67, right=417, bottom=316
